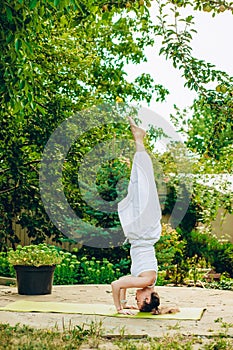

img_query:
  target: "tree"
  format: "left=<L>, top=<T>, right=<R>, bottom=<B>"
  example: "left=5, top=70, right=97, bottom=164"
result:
left=155, top=0, right=233, bottom=226
left=156, top=1, right=232, bottom=169
left=0, top=0, right=167, bottom=249
left=1, top=0, right=232, bottom=249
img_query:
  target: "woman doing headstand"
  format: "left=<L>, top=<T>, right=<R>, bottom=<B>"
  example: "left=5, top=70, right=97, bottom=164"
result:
left=111, top=117, right=162, bottom=315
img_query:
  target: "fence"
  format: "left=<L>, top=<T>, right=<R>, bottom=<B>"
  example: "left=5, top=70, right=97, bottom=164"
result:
left=10, top=218, right=81, bottom=252
left=8, top=207, right=233, bottom=252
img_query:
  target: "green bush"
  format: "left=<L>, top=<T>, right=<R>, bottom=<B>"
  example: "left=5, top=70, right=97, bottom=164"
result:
left=209, top=241, right=233, bottom=278
left=156, top=223, right=186, bottom=272
left=205, top=274, right=233, bottom=291
left=1, top=246, right=125, bottom=285
left=53, top=249, right=126, bottom=285
left=0, top=252, right=13, bottom=277
left=184, top=230, right=211, bottom=262
left=156, top=224, right=189, bottom=284
left=183, top=230, right=233, bottom=278
left=75, top=245, right=130, bottom=270
left=53, top=251, right=80, bottom=285
left=78, top=256, right=123, bottom=284
left=113, top=257, right=131, bottom=276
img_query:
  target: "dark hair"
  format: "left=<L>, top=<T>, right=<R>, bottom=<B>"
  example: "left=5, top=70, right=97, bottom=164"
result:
left=139, top=292, right=160, bottom=313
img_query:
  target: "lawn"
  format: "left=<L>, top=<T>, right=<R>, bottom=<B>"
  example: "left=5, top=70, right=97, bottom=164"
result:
left=0, top=322, right=233, bottom=350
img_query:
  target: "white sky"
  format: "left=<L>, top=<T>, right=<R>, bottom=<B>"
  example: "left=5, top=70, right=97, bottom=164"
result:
left=125, top=4, right=233, bottom=122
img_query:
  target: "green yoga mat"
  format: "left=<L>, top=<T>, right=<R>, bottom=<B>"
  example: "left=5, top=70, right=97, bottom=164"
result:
left=0, top=300, right=206, bottom=320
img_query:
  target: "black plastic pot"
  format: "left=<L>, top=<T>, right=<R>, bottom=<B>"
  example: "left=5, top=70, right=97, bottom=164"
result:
left=14, top=265, right=56, bottom=295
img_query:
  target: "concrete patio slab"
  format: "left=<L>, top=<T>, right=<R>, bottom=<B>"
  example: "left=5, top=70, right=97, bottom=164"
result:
left=0, top=285, right=232, bottom=338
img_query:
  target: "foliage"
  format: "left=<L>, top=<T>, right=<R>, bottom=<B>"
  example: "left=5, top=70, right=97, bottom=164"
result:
left=187, top=256, right=208, bottom=286
left=0, top=0, right=232, bottom=272
left=77, top=255, right=123, bottom=284
left=183, top=229, right=233, bottom=278
left=74, top=244, right=130, bottom=268
left=156, top=0, right=233, bottom=231
left=155, top=223, right=189, bottom=285
left=0, top=0, right=164, bottom=249
left=61, top=129, right=132, bottom=247
left=95, top=157, right=130, bottom=203
left=161, top=179, right=202, bottom=232
left=155, top=220, right=233, bottom=283
left=156, top=223, right=185, bottom=270
left=156, top=0, right=233, bottom=228
left=57, top=224, right=233, bottom=284
left=0, top=252, right=12, bottom=277
left=53, top=250, right=80, bottom=285
left=184, top=230, right=212, bottom=262
left=209, top=239, right=233, bottom=277
left=1, top=236, right=233, bottom=287
left=205, top=274, right=233, bottom=291
left=54, top=250, right=124, bottom=285
left=7, top=243, right=62, bottom=267
left=72, top=244, right=131, bottom=277
left=158, top=144, right=232, bottom=233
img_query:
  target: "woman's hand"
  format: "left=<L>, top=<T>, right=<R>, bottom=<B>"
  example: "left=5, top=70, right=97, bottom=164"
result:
left=117, top=308, right=137, bottom=315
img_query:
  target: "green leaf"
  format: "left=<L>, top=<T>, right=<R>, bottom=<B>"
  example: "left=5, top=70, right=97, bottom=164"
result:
left=12, top=102, right=22, bottom=114
left=19, top=80, right=25, bottom=89
left=6, top=33, right=14, bottom=43
left=186, top=15, right=193, bottom=23
left=15, top=38, right=22, bottom=52
left=29, top=0, right=38, bottom=10
left=28, top=92, right=33, bottom=102
left=5, top=6, right=13, bottom=22
left=54, top=0, right=61, bottom=7
left=24, top=41, right=33, bottom=54
left=102, top=11, right=110, bottom=21
left=36, top=104, right=46, bottom=114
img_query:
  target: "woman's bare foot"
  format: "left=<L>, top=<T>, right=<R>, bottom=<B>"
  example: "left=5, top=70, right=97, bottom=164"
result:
left=128, top=116, right=146, bottom=151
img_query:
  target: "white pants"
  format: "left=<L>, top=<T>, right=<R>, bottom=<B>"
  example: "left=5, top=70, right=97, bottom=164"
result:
left=118, top=151, right=161, bottom=248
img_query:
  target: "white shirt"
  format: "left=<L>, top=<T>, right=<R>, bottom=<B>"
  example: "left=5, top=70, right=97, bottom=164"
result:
left=130, top=244, right=158, bottom=277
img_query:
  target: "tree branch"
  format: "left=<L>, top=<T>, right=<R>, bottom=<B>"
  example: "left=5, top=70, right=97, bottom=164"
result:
left=0, top=182, right=19, bottom=194
left=0, top=160, right=41, bottom=174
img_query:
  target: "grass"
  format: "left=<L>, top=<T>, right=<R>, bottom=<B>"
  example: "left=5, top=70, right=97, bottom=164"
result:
left=0, top=321, right=104, bottom=350
left=0, top=322, right=233, bottom=350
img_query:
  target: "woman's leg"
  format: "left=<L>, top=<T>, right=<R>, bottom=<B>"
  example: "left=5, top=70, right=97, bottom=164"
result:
left=118, top=118, right=161, bottom=243
left=128, top=116, right=146, bottom=152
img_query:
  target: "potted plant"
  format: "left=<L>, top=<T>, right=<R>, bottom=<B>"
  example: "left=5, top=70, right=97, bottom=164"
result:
left=7, top=243, right=62, bottom=295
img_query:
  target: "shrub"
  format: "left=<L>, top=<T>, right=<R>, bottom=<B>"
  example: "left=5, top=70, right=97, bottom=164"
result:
left=209, top=241, right=233, bottom=278
left=1, top=245, right=125, bottom=285
left=205, top=274, right=233, bottom=291
left=183, top=230, right=233, bottom=278
left=0, top=252, right=13, bottom=277
left=78, top=256, right=122, bottom=284
left=53, top=251, right=80, bottom=285
left=156, top=224, right=186, bottom=268
left=53, top=250, right=126, bottom=285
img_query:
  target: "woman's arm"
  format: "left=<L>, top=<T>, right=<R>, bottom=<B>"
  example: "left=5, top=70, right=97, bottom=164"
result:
left=119, top=287, right=127, bottom=308
left=111, top=274, right=154, bottom=313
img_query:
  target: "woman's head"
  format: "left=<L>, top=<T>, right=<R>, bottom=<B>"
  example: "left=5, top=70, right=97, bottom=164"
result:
left=140, top=292, right=160, bottom=312
left=136, top=288, right=160, bottom=313
left=135, top=288, right=160, bottom=312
